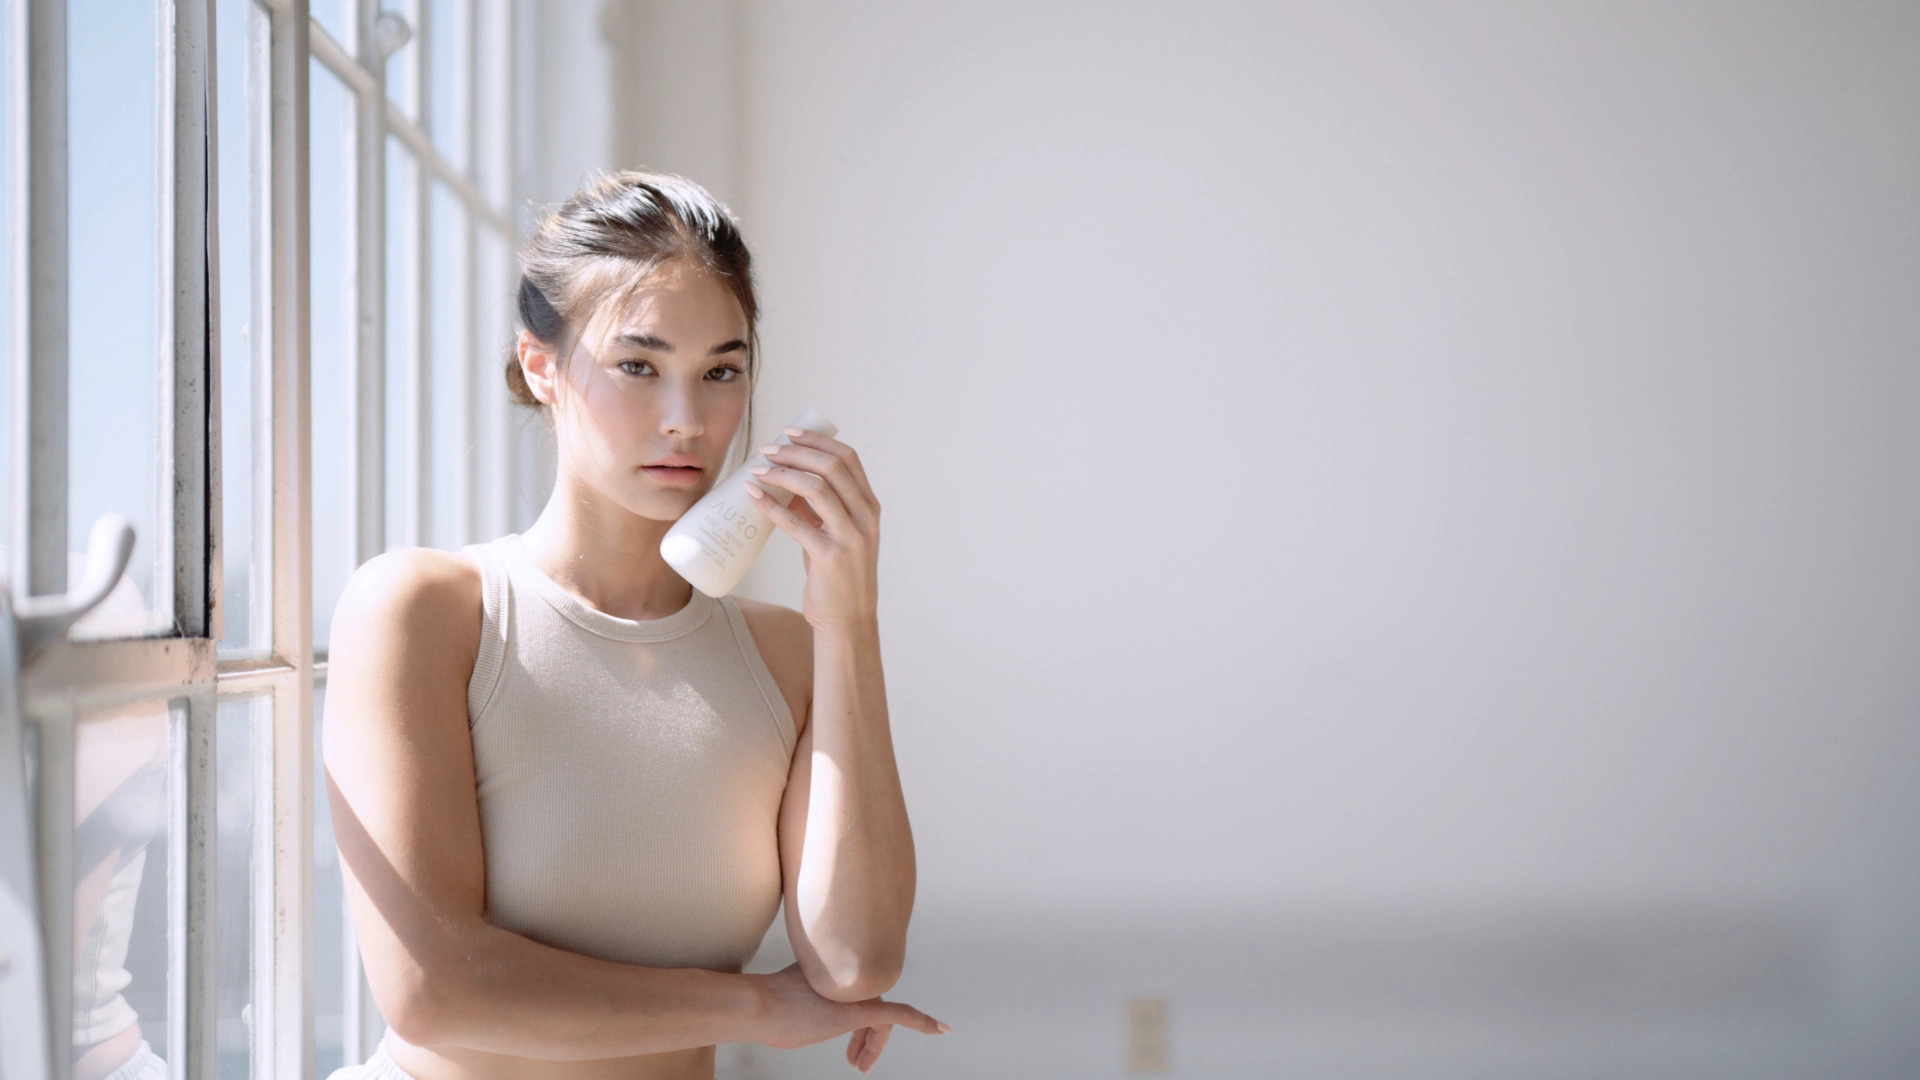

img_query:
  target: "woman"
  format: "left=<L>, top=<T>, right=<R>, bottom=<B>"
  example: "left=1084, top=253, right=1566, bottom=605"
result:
left=322, top=171, right=947, bottom=1080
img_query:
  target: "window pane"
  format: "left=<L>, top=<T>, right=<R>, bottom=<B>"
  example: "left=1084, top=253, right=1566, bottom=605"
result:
left=310, top=62, right=350, bottom=652
left=217, top=695, right=264, bottom=1080
left=216, top=0, right=266, bottom=655
left=72, top=697, right=174, bottom=1074
left=429, top=183, right=469, bottom=549
left=385, top=3, right=418, bottom=124
left=474, top=226, right=511, bottom=540
left=68, top=0, right=167, bottom=637
left=311, top=0, right=350, bottom=57
left=429, top=0, right=468, bottom=172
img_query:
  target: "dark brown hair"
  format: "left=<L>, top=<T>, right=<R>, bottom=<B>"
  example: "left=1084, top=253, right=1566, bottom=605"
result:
left=508, top=170, right=759, bottom=461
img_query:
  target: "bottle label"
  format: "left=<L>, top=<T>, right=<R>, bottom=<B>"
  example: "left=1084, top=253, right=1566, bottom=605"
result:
left=693, top=502, right=760, bottom=566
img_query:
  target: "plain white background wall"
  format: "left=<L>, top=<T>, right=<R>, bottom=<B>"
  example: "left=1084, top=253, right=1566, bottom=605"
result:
left=582, top=2, right=1920, bottom=1076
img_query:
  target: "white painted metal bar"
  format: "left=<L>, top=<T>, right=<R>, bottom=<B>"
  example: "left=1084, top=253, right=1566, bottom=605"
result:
left=454, top=0, right=477, bottom=546
left=264, top=1, right=315, bottom=1076
left=9, top=0, right=66, bottom=607
left=21, top=636, right=216, bottom=714
left=32, top=706, right=74, bottom=1080
left=399, top=0, right=429, bottom=551
left=161, top=0, right=216, bottom=643
left=247, top=0, right=277, bottom=658
left=168, top=690, right=218, bottom=1080
left=487, top=0, right=522, bottom=536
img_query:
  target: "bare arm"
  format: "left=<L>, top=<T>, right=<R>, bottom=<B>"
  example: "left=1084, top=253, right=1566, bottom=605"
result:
left=322, top=549, right=939, bottom=1059
left=748, top=429, right=917, bottom=1004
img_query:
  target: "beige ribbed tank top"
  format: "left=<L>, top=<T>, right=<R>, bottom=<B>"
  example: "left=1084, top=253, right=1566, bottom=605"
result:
left=457, top=531, right=796, bottom=972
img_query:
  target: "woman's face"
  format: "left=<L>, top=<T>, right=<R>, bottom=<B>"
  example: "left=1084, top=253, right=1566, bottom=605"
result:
left=530, top=259, right=752, bottom=523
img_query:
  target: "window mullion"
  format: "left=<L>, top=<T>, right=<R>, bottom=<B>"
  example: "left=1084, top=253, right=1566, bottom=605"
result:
left=347, top=0, right=385, bottom=574
left=405, top=0, right=429, bottom=551
left=11, top=0, right=67, bottom=607
left=263, top=1, right=314, bottom=1077
left=161, top=0, right=216, bottom=644
left=31, top=705, right=74, bottom=1080
left=168, top=689, right=218, bottom=1080
left=455, top=0, right=475, bottom=546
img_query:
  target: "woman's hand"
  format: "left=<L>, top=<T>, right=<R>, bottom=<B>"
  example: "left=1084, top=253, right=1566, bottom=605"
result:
left=745, top=428, right=881, bottom=634
left=755, top=963, right=948, bottom=1073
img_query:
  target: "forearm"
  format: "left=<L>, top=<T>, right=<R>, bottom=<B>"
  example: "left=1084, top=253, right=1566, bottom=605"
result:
left=390, top=917, right=768, bottom=1059
left=791, top=621, right=917, bottom=993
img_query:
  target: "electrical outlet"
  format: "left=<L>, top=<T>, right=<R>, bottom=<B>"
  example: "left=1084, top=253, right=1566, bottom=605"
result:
left=1125, top=996, right=1170, bottom=1073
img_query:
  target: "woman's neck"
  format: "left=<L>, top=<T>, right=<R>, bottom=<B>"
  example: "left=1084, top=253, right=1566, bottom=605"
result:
left=517, top=474, right=696, bottom=622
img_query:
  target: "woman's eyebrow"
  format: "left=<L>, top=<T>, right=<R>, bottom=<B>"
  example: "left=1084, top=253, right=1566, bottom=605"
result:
left=708, top=339, right=747, bottom=356
left=614, top=331, right=674, bottom=351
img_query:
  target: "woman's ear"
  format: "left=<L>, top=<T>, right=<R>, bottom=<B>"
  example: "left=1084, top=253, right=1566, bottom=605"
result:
left=517, top=328, right=559, bottom=406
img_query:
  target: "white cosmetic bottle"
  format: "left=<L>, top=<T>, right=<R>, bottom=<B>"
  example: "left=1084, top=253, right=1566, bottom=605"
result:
left=660, top=405, right=839, bottom=597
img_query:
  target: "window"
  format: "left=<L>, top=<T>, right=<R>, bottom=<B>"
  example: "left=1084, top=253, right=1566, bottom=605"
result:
left=1, top=1, right=522, bottom=1075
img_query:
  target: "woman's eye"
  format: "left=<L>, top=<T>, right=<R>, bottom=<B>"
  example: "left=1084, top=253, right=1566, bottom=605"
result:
left=707, top=365, right=744, bottom=382
left=619, top=360, right=652, bottom=376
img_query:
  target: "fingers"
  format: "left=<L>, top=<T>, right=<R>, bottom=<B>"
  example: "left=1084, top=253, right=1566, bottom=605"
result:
left=745, top=479, right=827, bottom=551
left=866, top=999, right=950, bottom=1036
left=748, top=462, right=862, bottom=541
left=857, top=1023, right=893, bottom=1071
left=782, top=427, right=878, bottom=505
left=756, top=434, right=879, bottom=535
left=845, top=1027, right=869, bottom=1068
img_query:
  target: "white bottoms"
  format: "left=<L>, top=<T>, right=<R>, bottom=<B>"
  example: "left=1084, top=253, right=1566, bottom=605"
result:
left=97, top=1041, right=166, bottom=1080
left=324, top=1048, right=419, bottom=1080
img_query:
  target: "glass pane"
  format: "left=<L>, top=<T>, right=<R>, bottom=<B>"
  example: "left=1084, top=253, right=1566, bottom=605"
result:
left=386, top=139, right=417, bottom=551
left=429, top=0, right=467, bottom=172
left=68, top=0, right=167, bottom=637
left=311, top=0, right=350, bottom=58
left=311, top=62, right=351, bottom=652
left=385, top=2, right=418, bottom=123
left=72, top=697, right=173, bottom=1075
left=216, top=0, right=266, bottom=655
left=429, top=183, right=469, bottom=549
left=217, top=695, right=264, bottom=1080
left=473, top=225, right=511, bottom=541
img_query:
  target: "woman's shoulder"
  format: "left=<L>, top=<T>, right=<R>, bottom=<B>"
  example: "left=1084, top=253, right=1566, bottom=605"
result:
left=332, top=546, right=484, bottom=675
left=728, top=596, right=813, bottom=735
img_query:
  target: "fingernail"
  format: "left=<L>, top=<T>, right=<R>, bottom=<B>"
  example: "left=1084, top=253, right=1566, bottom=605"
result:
left=746, top=483, right=766, bottom=498
left=758, top=444, right=780, bottom=456
left=782, top=426, right=806, bottom=437
left=750, top=465, right=770, bottom=475
left=937, top=1021, right=952, bottom=1034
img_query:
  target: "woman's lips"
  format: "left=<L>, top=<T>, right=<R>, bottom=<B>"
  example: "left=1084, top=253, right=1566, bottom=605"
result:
left=643, top=465, right=703, bottom=484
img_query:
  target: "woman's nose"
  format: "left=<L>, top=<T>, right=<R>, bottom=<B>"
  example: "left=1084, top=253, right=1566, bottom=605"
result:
left=659, top=394, right=705, bottom=438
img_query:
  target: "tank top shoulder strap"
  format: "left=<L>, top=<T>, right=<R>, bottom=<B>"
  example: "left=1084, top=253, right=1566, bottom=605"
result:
left=459, top=536, right=513, bottom=727
left=714, top=595, right=799, bottom=758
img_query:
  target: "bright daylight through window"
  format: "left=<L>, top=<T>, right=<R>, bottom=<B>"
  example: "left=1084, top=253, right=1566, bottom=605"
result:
left=1, top=1, right=518, bottom=1076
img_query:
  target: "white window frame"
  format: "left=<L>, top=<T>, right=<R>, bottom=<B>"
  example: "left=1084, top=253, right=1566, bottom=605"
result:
left=2, top=0, right=520, bottom=1076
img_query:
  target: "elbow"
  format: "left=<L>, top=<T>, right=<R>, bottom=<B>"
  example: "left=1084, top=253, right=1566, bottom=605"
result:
left=372, top=960, right=466, bottom=1048
left=804, top=949, right=905, bottom=1003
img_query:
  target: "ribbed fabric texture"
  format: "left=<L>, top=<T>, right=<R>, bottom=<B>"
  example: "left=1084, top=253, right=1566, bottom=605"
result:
left=458, top=532, right=797, bottom=972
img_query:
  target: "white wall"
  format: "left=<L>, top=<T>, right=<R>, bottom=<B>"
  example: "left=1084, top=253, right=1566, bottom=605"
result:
left=604, top=2, right=1920, bottom=1076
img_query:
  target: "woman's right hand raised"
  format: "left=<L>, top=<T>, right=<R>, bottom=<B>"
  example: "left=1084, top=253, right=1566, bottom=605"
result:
left=755, top=962, right=949, bottom=1072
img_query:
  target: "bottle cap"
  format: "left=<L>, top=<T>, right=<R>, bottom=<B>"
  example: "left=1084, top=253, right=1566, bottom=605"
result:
left=787, top=405, right=838, bottom=440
